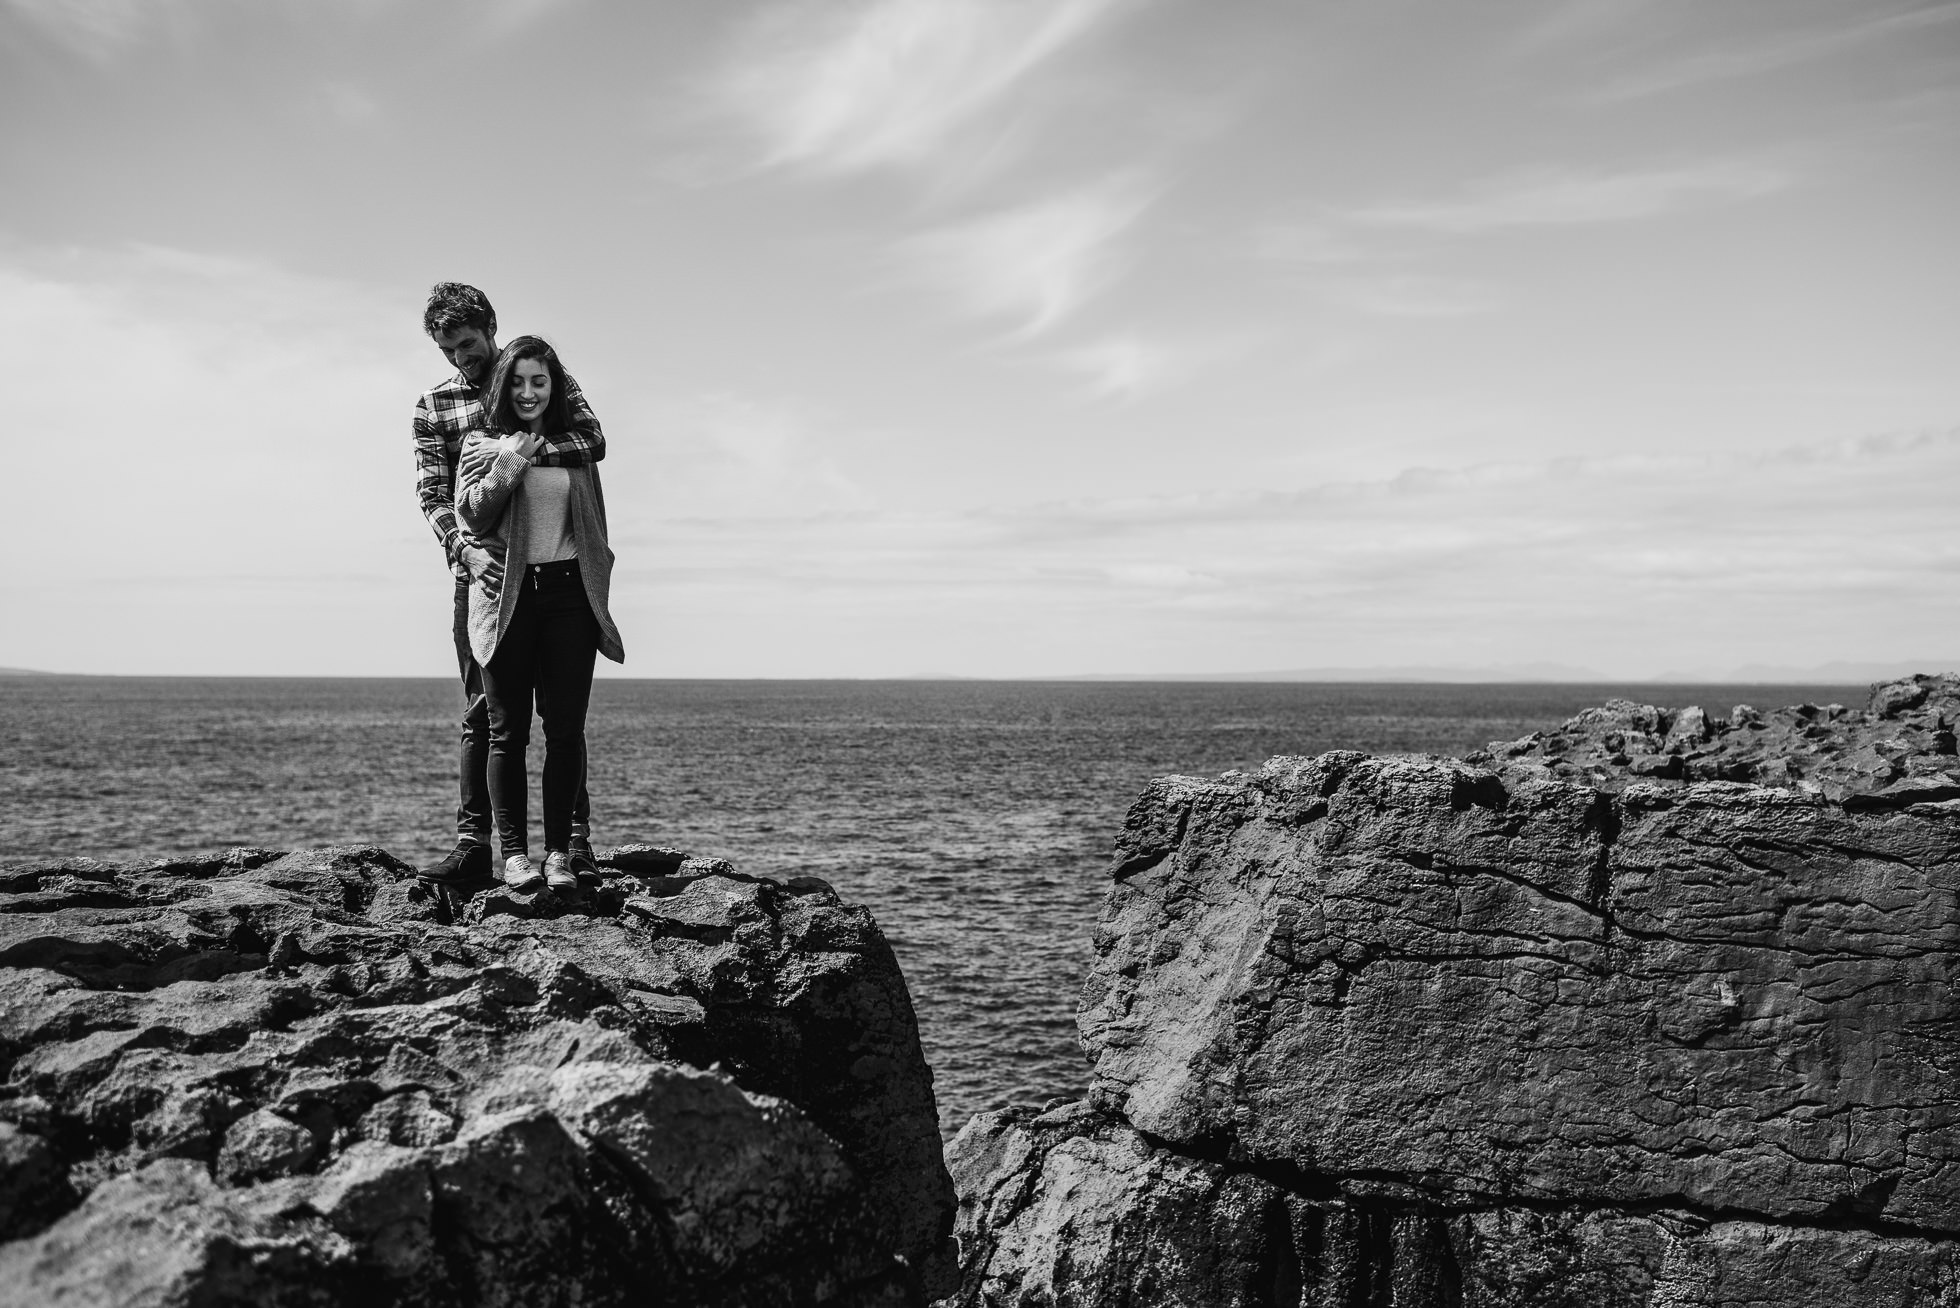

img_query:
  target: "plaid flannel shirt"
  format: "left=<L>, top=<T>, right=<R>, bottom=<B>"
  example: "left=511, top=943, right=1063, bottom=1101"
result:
left=411, top=368, right=605, bottom=576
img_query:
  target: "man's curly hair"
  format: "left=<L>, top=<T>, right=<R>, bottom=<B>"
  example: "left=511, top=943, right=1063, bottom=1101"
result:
left=422, top=282, right=497, bottom=338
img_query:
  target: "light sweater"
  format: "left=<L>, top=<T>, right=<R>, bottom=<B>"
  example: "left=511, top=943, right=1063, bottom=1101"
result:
left=520, top=465, right=577, bottom=565
left=453, top=436, right=626, bottom=667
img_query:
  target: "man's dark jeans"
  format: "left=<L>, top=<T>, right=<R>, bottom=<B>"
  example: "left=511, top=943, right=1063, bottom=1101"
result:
left=452, top=576, right=589, bottom=846
left=479, top=560, right=600, bottom=857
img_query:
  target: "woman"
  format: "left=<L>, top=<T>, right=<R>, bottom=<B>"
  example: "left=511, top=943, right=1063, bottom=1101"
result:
left=454, top=336, right=625, bottom=892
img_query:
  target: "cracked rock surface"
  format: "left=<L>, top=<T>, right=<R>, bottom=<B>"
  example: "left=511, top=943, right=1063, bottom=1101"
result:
left=943, top=681, right=1960, bottom=1307
left=0, top=844, right=955, bottom=1306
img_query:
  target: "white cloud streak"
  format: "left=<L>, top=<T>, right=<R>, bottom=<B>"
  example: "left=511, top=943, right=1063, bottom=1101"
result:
left=1055, top=335, right=1175, bottom=400
left=639, top=392, right=873, bottom=518
left=1352, top=161, right=1791, bottom=233
left=318, top=80, right=381, bottom=125
left=617, top=428, right=1960, bottom=676
left=710, top=0, right=1135, bottom=178
left=1592, top=2, right=1960, bottom=101
left=1334, top=275, right=1502, bottom=319
left=2, top=0, right=188, bottom=55
left=1052, top=330, right=1244, bottom=400
left=703, top=0, right=1178, bottom=370
left=3, top=0, right=575, bottom=60
left=1506, top=0, right=1655, bottom=58
left=1250, top=220, right=1373, bottom=266
left=903, top=176, right=1155, bottom=335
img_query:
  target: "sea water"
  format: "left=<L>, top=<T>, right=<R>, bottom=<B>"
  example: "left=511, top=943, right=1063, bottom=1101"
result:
left=0, top=676, right=1861, bottom=1136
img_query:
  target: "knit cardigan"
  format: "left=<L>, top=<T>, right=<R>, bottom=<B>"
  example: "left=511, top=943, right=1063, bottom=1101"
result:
left=454, top=433, right=626, bottom=668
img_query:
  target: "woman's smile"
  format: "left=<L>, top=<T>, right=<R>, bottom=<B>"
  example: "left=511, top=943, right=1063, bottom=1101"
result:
left=508, top=357, right=553, bottom=432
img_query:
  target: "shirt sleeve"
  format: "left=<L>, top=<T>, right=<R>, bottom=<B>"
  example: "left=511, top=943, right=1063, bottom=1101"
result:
left=535, top=371, right=605, bottom=467
left=412, top=394, right=464, bottom=565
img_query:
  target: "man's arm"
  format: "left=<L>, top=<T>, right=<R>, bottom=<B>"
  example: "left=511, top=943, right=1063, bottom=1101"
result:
left=411, top=395, right=466, bottom=568
left=534, top=371, right=605, bottom=467
left=456, top=432, right=534, bottom=535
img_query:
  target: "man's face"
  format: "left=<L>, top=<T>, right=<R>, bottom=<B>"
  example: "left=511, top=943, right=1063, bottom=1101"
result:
left=432, top=324, right=497, bottom=383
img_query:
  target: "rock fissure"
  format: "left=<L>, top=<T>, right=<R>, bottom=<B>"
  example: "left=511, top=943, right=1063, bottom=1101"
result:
left=1427, top=857, right=1614, bottom=929
left=1133, top=1116, right=1957, bottom=1239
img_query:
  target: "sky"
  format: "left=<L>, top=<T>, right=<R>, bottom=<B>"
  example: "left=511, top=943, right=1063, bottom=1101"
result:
left=2, top=0, right=1957, bottom=678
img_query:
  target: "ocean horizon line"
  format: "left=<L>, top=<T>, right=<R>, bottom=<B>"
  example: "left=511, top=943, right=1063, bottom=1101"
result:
left=2, top=666, right=1940, bottom=687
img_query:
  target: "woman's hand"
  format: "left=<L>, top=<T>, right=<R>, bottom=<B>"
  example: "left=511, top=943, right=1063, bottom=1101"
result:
left=498, top=430, right=546, bottom=462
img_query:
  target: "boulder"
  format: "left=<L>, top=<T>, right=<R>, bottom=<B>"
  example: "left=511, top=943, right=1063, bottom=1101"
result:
left=943, top=681, right=1960, bottom=1307
left=0, top=844, right=955, bottom=1306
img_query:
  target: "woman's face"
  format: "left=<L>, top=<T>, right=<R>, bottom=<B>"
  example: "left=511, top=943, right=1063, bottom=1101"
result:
left=510, top=358, right=552, bottom=430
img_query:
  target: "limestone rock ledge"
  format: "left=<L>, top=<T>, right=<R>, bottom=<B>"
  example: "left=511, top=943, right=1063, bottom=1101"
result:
left=0, top=845, right=956, bottom=1306
left=948, top=1104, right=1959, bottom=1307
left=943, top=680, right=1960, bottom=1308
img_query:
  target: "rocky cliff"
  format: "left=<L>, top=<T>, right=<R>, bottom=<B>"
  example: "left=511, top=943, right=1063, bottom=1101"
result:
left=945, top=676, right=1960, bottom=1307
left=0, top=845, right=956, bottom=1306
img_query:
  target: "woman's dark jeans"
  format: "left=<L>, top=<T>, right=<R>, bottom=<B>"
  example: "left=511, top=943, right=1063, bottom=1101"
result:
left=455, top=577, right=590, bottom=846
left=482, top=559, right=600, bottom=858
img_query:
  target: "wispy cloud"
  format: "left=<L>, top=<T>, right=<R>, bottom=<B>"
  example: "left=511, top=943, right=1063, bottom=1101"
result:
left=2, top=0, right=187, bottom=56
left=4, top=0, right=577, bottom=60
left=1052, top=330, right=1245, bottom=400
left=643, top=392, right=873, bottom=518
left=709, top=0, right=1136, bottom=179
left=1353, top=160, right=1790, bottom=233
left=700, top=0, right=1186, bottom=369
left=317, top=81, right=381, bottom=126
left=482, top=0, right=579, bottom=36
left=902, top=175, right=1155, bottom=335
left=616, top=427, right=1960, bottom=675
left=1507, top=0, right=1656, bottom=58
left=1250, top=219, right=1374, bottom=266
left=1593, top=3, right=1960, bottom=101
left=1334, top=274, right=1502, bottom=319
left=1054, top=335, right=1176, bottom=400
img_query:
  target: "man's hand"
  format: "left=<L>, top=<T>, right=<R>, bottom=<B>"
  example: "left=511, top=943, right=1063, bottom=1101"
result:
left=498, top=430, right=546, bottom=462
left=458, top=437, right=499, bottom=486
left=458, top=544, right=503, bottom=585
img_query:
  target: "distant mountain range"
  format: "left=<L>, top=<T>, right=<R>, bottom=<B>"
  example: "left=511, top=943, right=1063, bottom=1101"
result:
left=1051, top=663, right=1612, bottom=683
left=1651, top=660, right=1960, bottom=684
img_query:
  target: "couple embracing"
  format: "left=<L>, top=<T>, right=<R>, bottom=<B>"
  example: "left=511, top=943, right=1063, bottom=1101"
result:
left=410, top=282, right=625, bottom=894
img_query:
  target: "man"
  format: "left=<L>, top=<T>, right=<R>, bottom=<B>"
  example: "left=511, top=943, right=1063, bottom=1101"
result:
left=412, top=282, right=604, bottom=886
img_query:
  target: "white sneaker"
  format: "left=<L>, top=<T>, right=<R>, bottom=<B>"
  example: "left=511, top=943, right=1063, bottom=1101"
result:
left=502, top=853, right=544, bottom=890
left=543, top=851, right=577, bottom=891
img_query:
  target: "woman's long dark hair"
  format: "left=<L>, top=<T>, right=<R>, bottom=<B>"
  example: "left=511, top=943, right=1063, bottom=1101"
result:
left=479, top=335, right=571, bottom=436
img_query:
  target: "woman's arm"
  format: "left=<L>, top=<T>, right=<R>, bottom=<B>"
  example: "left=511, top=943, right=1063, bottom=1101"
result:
left=454, top=431, right=538, bottom=534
